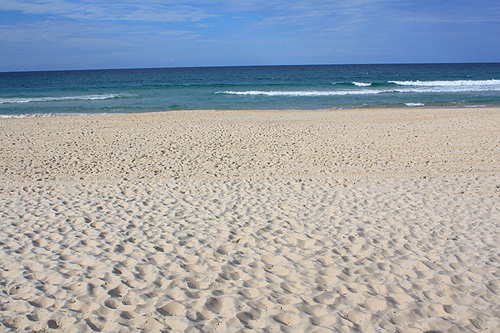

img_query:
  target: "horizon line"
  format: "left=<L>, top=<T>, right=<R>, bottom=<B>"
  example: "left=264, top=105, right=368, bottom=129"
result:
left=2, top=61, right=500, bottom=74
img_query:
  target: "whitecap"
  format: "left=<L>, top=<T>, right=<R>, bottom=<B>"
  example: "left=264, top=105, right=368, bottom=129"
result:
left=353, top=82, right=372, bottom=87
left=216, top=90, right=382, bottom=96
left=0, top=93, right=132, bottom=104
left=389, top=79, right=500, bottom=87
left=216, top=81, right=500, bottom=97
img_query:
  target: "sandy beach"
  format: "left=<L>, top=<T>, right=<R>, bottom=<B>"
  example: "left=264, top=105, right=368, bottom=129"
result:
left=1, top=108, right=500, bottom=332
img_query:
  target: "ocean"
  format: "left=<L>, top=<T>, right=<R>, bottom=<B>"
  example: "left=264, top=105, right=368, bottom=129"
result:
left=1, top=63, right=499, bottom=117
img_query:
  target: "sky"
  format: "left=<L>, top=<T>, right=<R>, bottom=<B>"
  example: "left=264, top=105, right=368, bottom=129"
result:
left=0, top=0, right=499, bottom=71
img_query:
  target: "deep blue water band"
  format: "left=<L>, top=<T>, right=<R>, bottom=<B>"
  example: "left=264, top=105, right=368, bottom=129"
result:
left=1, top=63, right=499, bottom=116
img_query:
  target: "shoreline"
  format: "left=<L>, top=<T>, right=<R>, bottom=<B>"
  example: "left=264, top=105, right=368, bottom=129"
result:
left=1, top=107, right=500, bottom=331
left=1, top=104, right=500, bottom=119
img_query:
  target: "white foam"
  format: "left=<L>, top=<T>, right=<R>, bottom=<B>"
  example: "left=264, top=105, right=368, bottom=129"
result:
left=0, top=112, right=111, bottom=119
left=390, top=79, right=500, bottom=87
left=0, top=113, right=52, bottom=118
left=217, top=90, right=383, bottom=96
left=353, top=82, right=372, bottom=87
left=405, top=103, right=425, bottom=107
left=0, top=93, right=131, bottom=104
left=396, top=85, right=500, bottom=93
left=218, top=81, right=500, bottom=97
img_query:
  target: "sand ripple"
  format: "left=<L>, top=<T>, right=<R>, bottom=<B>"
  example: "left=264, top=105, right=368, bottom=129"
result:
left=0, top=176, right=499, bottom=331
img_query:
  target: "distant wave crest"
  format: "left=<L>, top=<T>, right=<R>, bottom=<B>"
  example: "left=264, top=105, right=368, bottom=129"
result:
left=332, top=82, right=373, bottom=87
left=0, top=93, right=131, bottom=104
left=217, top=79, right=500, bottom=97
left=352, top=82, right=372, bottom=87
left=390, top=79, right=500, bottom=87
left=217, top=90, right=381, bottom=96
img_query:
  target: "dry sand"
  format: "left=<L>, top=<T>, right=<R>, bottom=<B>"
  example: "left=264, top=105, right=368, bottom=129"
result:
left=0, top=108, right=499, bottom=332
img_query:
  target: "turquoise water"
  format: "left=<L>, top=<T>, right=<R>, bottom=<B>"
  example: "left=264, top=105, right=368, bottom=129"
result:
left=1, top=63, right=500, bottom=116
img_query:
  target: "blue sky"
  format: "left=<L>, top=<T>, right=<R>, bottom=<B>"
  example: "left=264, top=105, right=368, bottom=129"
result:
left=0, top=0, right=499, bottom=71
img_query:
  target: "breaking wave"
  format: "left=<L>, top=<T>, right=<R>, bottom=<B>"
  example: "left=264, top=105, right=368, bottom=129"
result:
left=0, top=93, right=131, bottom=104
left=217, top=79, right=500, bottom=97
left=217, top=90, right=381, bottom=96
left=390, top=79, right=500, bottom=87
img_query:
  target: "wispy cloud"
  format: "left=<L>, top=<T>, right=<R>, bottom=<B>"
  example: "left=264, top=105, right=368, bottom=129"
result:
left=1, top=0, right=499, bottom=70
left=399, top=16, right=500, bottom=24
left=246, top=0, right=392, bottom=37
left=3, top=0, right=497, bottom=28
left=0, top=0, right=216, bottom=22
left=157, top=29, right=200, bottom=40
left=0, top=0, right=400, bottom=24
